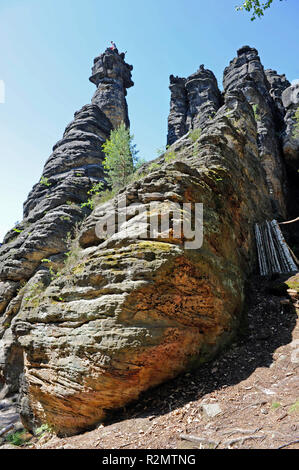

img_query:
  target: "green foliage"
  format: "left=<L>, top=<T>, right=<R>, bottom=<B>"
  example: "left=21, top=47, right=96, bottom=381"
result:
left=81, top=186, right=117, bottom=211
left=225, top=110, right=234, bottom=119
left=289, top=400, right=299, bottom=414
left=64, top=223, right=82, bottom=271
left=65, top=247, right=80, bottom=270
left=88, top=181, right=104, bottom=196
left=190, top=134, right=202, bottom=160
left=189, top=128, right=202, bottom=142
left=271, top=402, right=281, bottom=409
left=6, top=430, right=28, bottom=446
left=192, top=142, right=200, bottom=158
left=252, top=103, right=260, bottom=121
left=236, top=0, right=284, bottom=21
left=8, top=223, right=25, bottom=241
left=164, top=149, right=177, bottom=162
left=40, top=176, right=51, bottom=187
left=96, top=188, right=117, bottom=204
left=17, top=280, right=27, bottom=295
left=134, top=157, right=147, bottom=170
left=41, top=258, right=60, bottom=281
left=24, top=281, right=44, bottom=306
left=207, top=168, right=223, bottom=182
left=81, top=198, right=95, bottom=210
left=80, top=181, right=105, bottom=210
left=148, top=162, right=160, bottom=171
left=157, top=144, right=177, bottom=162
left=35, top=423, right=53, bottom=436
left=292, top=106, right=299, bottom=138
left=102, top=122, right=138, bottom=190
left=127, top=171, right=147, bottom=184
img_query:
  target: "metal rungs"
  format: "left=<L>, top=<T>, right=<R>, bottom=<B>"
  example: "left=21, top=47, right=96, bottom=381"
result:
left=255, top=219, right=298, bottom=276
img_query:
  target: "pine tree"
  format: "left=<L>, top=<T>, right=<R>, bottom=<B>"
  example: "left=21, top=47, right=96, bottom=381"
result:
left=102, top=122, right=138, bottom=189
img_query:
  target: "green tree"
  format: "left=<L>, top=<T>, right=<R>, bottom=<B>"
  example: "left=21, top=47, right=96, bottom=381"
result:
left=236, top=0, right=284, bottom=21
left=102, top=122, right=138, bottom=189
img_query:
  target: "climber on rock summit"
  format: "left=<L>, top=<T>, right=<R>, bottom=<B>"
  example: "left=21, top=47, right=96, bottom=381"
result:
left=110, top=41, right=118, bottom=52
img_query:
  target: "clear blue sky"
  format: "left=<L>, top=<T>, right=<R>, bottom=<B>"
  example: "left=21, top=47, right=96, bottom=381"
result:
left=0, top=0, right=298, bottom=242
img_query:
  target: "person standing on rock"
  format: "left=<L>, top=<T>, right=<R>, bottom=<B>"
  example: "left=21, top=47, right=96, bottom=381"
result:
left=110, top=41, right=118, bottom=52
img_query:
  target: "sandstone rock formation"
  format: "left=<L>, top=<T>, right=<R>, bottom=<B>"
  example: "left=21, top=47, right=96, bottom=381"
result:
left=265, top=69, right=290, bottom=125
left=167, top=76, right=188, bottom=146
left=167, top=66, right=221, bottom=146
left=90, top=49, right=134, bottom=129
left=223, top=46, right=289, bottom=218
left=0, top=48, right=132, bottom=397
left=282, top=83, right=299, bottom=173
left=168, top=47, right=290, bottom=218
left=15, top=90, right=272, bottom=435
left=0, top=46, right=297, bottom=436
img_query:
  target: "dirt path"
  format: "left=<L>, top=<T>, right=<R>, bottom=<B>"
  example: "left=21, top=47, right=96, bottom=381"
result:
left=1, top=275, right=298, bottom=450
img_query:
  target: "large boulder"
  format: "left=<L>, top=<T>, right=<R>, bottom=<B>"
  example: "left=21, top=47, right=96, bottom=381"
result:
left=13, top=91, right=272, bottom=435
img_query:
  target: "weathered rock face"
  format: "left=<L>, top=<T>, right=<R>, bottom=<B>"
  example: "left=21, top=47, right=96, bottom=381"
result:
left=13, top=90, right=273, bottom=435
left=23, top=104, right=112, bottom=220
left=167, top=66, right=221, bottom=145
left=0, top=51, right=129, bottom=397
left=90, top=49, right=134, bottom=129
left=0, top=46, right=296, bottom=436
left=167, top=76, right=188, bottom=146
left=265, top=69, right=290, bottom=125
left=281, top=83, right=299, bottom=173
left=223, top=46, right=288, bottom=218
left=185, top=66, right=222, bottom=131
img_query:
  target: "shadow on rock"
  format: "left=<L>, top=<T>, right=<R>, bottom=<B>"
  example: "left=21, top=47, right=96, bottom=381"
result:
left=105, top=274, right=297, bottom=425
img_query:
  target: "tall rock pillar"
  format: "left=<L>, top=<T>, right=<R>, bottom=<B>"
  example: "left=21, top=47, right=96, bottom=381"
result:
left=0, top=47, right=133, bottom=398
left=282, top=83, right=299, bottom=173
left=167, top=66, right=221, bottom=146
left=167, top=75, right=188, bottom=146
left=223, top=46, right=288, bottom=218
left=90, top=49, right=134, bottom=129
